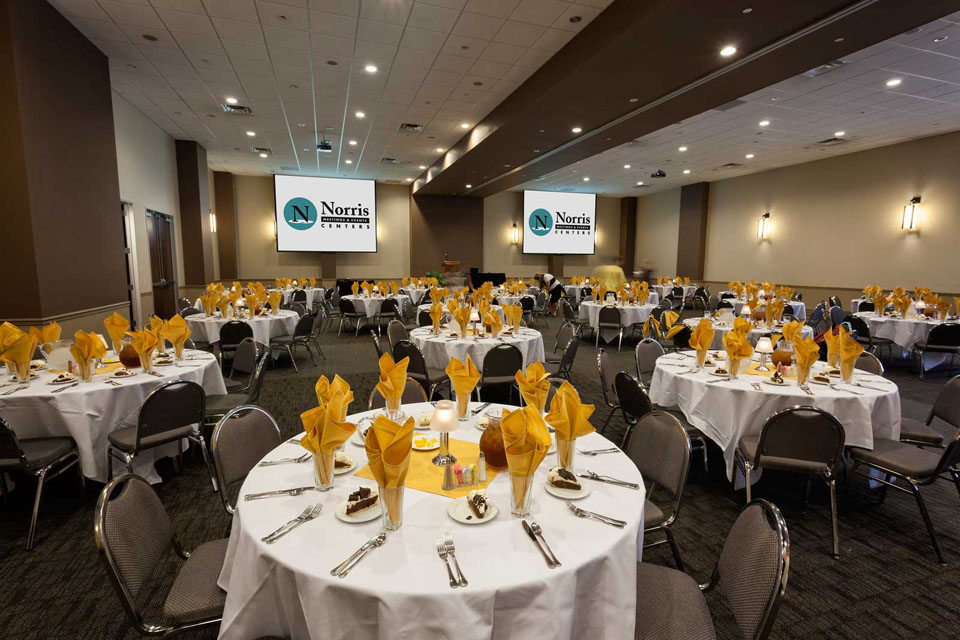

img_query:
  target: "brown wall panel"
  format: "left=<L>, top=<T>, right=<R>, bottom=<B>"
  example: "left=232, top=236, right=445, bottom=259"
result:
left=213, top=171, right=238, bottom=280
left=409, top=195, right=484, bottom=276
left=619, top=197, right=637, bottom=276
left=176, top=140, right=213, bottom=286
left=676, top=183, right=710, bottom=279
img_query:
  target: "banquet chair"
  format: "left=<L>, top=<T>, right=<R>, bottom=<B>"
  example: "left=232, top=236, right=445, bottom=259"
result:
left=368, top=375, right=429, bottom=409
left=370, top=333, right=387, bottom=359
left=662, top=326, right=692, bottom=352
left=387, top=320, right=408, bottom=354
left=635, top=338, right=665, bottom=390
left=854, top=351, right=884, bottom=376
left=106, top=381, right=215, bottom=490
left=792, top=292, right=803, bottom=302
left=828, top=295, right=843, bottom=309
left=393, top=340, right=450, bottom=400
left=0, top=418, right=81, bottom=550
left=717, top=299, right=734, bottom=311
left=180, top=307, right=202, bottom=318
left=520, top=296, right=536, bottom=328
left=596, top=305, right=623, bottom=350
left=849, top=429, right=960, bottom=563
left=308, top=309, right=325, bottom=354
left=375, top=298, right=402, bottom=336
left=477, top=344, right=524, bottom=403
left=857, top=300, right=875, bottom=313
left=211, top=405, right=281, bottom=516
left=560, top=299, right=577, bottom=324
left=219, top=321, right=254, bottom=362
left=322, top=297, right=340, bottom=331
left=898, top=375, right=960, bottom=448
left=270, top=313, right=321, bottom=373
left=224, top=338, right=262, bottom=394
left=806, top=302, right=826, bottom=332
left=913, top=323, right=960, bottom=380
left=291, top=289, right=307, bottom=305
left=828, top=305, right=846, bottom=328
left=283, top=302, right=307, bottom=318
left=533, top=291, right=549, bottom=321
left=177, top=297, right=193, bottom=313
left=613, top=372, right=653, bottom=448
left=417, top=310, right=433, bottom=327
left=707, top=294, right=720, bottom=312
left=338, top=298, right=367, bottom=336
left=544, top=334, right=579, bottom=381
left=719, top=292, right=737, bottom=300
left=597, top=350, right=620, bottom=431
left=203, top=353, right=270, bottom=445
left=847, top=316, right=894, bottom=360
left=734, top=406, right=845, bottom=558
left=581, top=286, right=593, bottom=303
left=625, top=410, right=691, bottom=570
left=546, top=323, right=576, bottom=364
left=95, top=474, right=227, bottom=637
left=635, top=500, right=790, bottom=640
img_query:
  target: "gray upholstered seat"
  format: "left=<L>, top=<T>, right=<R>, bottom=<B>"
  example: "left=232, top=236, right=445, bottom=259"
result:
left=108, top=425, right=196, bottom=451
left=163, top=538, right=229, bottom=624
left=224, top=379, right=245, bottom=394
left=212, top=406, right=283, bottom=515
left=898, top=417, right=945, bottom=446
left=204, top=394, right=249, bottom=416
left=737, top=436, right=831, bottom=475
left=635, top=562, right=716, bottom=640
left=643, top=499, right=665, bottom=528
left=849, top=438, right=941, bottom=477
left=0, top=437, right=75, bottom=471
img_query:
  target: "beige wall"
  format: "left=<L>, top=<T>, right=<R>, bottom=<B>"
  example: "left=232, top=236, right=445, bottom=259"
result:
left=635, top=187, right=681, bottom=279
left=565, top=195, right=621, bottom=276
left=339, top=183, right=410, bottom=279
left=704, top=131, right=960, bottom=293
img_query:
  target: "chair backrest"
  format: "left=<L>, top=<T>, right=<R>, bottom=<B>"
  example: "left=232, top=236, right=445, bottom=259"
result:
left=597, top=305, right=621, bottom=328
left=557, top=334, right=580, bottom=375
left=291, top=289, right=307, bottom=303
left=368, top=375, right=428, bottom=409
left=807, top=302, right=824, bottom=326
left=560, top=300, right=576, bottom=322
left=651, top=306, right=665, bottom=322
left=387, top=320, right=407, bottom=349
left=553, top=322, right=575, bottom=352
left=597, top=349, right=618, bottom=407
left=926, top=323, right=960, bottom=347
left=846, top=315, right=870, bottom=338
left=220, top=320, right=254, bottom=348
left=380, top=298, right=399, bottom=316
left=0, top=417, right=28, bottom=470
left=177, top=297, right=192, bottom=312
left=857, top=300, right=875, bottom=313
left=136, top=381, right=205, bottom=452
left=292, top=312, right=313, bottom=338
left=94, top=474, right=177, bottom=622
left=635, top=338, right=664, bottom=385
left=708, top=294, right=720, bottom=311
left=669, top=326, right=692, bottom=349
left=520, top=296, right=534, bottom=312
left=792, top=292, right=803, bottom=301
left=286, top=302, right=307, bottom=317
left=752, top=406, right=845, bottom=474
left=828, top=305, right=845, bottom=327
left=310, top=308, right=324, bottom=335
left=482, top=344, right=523, bottom=380
left=180, top=307, right=202, bottom=317
left=417, top=310, right=432, bottom=327
left=245, top=349, right=271, bottom=403
left=211, top=406, right=282, bottom=514
left=614, top=372, right=653, bottom=422
left=718, top=300, right=734, bottom=310
left=582, top=286, right=592, bottom=299
left=536, top=291, right=547, bottom=306
left=393, top=340, right=429, bottom=378
left=339, top=298, right=357, bottom=315
left=828, top=295, right=842, bottom=309
left=371, top=333, right=385, bottom=358
left=854, top=351, right=884, bottom=375
left=625, top=410, right=690, bottom=509
left=720, top=292, right=736, bottom=300
left=230, top=338, right=260, bottom=378
left=671, top=286, right=684, bottom=297
left=930, top=375, right=960, bottom=430
left=711, top=500, right=790, bottom=640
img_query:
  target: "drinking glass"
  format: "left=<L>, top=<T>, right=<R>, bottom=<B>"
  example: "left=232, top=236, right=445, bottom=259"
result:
left=509, top=473, right=534, bottom=517
left=455, top=393, right=470, bottom=421
left=556, top=438, right=575, bottom=470
left=313, top=451, right=334, bottom=491
left=139, top=351, right=154, bottom=373
left=380, top=485, right=404, bottom=530
left=840, top=361, right=855, bottom=383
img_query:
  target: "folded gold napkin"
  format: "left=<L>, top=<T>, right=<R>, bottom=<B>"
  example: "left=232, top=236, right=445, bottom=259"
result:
left=873, top=294, right=890, bottom=315
left=683, top=276, right=691, bottom=286
left=840, top=332, right=864, bottom=379
left=779, top=320, right=803, bottom=343
left=765, top=300, right=784, bottom=326
left=503, top=304, right=523, bottom=331
left=515, top=361, right=550, bottom=411
left=364, top=412, right=415, bottom=525
left=126, top=329, right=159, bottom=368
left=733, top=316, right=754, bottom=336
left=300, top=389, right=356, bottom=457
left=376, top=353, right=409, bottom=401
left=70, top=330, right=106, bottom=379
left=430, top=303, right=444, bottom=332
left=545, top=381, right=595, bottom=440
left=1, top=332, right=38, bottom=379
left=431, top=288, right=445, bottom=304
left=690, top=318, right=715, bottom=364
left=643, top=315, right=660, bottom=339
left=266, top=291, right=282, bottom=314
left=351, top=282, right=360, bottom=296
left=0, top=322, right=24, bottom=350
left=217, top=295, right=231, bottom=317
left=793, top=336, right=820, bottom=385
left=501, top=405, right=552, bottom=486
left=161, top=315, right=192, bottom=358
left=244, top=294, right=259, bottom=315
left=484, top=310, right=503, bottom=337
left=446, top=356, right=480, bottom=413
left=454, top=306, right=472, bottom=338
left=29, top=321, right=61, bottom=347
left=723, top=330, right=753, bottom=375
left=314, top=373, right=352, bottom=409
left=823, top=325, right=847, bottom=366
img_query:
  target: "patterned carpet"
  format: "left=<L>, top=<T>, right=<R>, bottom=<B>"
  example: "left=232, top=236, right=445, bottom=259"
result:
left=0, top=312, right=958, bottom=639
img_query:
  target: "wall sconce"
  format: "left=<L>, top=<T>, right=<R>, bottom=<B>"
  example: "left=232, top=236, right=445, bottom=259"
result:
left=902, top=196, right=921, bottom=231
left=209, top=212, right=217, bottom=233
left=270, top=220, right=277, bottom=238
left=757, top=212, right=771, bottom=240
left=511, top=222, right=519, bottom=245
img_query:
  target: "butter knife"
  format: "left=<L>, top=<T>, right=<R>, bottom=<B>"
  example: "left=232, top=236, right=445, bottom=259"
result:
left=244, top=486, right=315, bottom=501
left=577, top=470, right=640, bottom=490
left=51, top=382, right=79, bottom=393
left=522, top=520, right=558, bottom=568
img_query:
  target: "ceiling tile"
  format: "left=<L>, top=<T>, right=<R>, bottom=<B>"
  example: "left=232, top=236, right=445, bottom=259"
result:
left=310, top=33, right=354, bottom=56
left=308, top=0, right=359, bottom=16
left=493, top=20, right=545, bottom=47
left=173, top=33, right=226, bottom=54
left=357, top=19, right=404, bottom=45
left=354, top=40, right=398, bottom=64
left=360, top=0, right=414, bottom=25
left=398, top=27, right=448, bottom=52
left=48, top=0, right=110, bottom=20
left=510, top=0, right=567, bottom=27
left=394, top=47, right=438, bottom=68
left=223, top=39, right=270, bottom=60
left=433, top=53, right=474, bottom=73
left=257, top=1, right=309, bottom=28
left=308, top=11, right=358, bottom=37
left=263, top=25, right=312, bottom=50
left=551, top=3, right=601, bottom=32
left=212, top=17, right=264, bottom=43
left=440, top=34, right=488, bottom=58
left=156, top=9, right=216, bottom=36
left=464, top=0, right=519, bottom=19
left=71, top=18, right=127, bottom=42
left=203, top=0, right=260, bottom=22
left=453, top=12, right=504, bottom=39
left=407, top=3, right=460, bottom=32
left=479, top=41, right=524, bottom=64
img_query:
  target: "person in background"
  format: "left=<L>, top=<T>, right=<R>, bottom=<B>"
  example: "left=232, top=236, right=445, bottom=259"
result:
left=593, top=263, right=627, bottom=290
left=541, top=273, right=563, bottom=316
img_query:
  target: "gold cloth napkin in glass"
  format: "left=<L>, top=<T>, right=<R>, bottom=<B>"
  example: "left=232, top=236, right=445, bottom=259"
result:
left=1, top=333, right=38, bottom=378
left=484, top=310, right=502, bottom=336
left=454, top=306, right=472, bottom=337
left=445, top=355, right=480, bottom=410
left=690, top=318, right=715, bottom=364
left=502, top=304, right=522, bottom=332
left=793, top=336, right=819, bottom=385
left=300, top=390, right=356, bottom=455
left=500, top=405, right=551, bottom=488
left=515, top=361, right=550, bottom=411
left=29, top=322, right=61, bottom=347
left=364, top=414, right=415, bottom=525
left=376, top=353, right=409, bottom=401
left=351, top=282, right=360, bottom=296
left=103, top=313, right=129, bottom=348
left=160, top=315, right=191, bottom=355
left=70, top=330, right=106, bottom=378
left=314, top=373, right=352, bottom=408
left=545, top=381, right=595, bottom=440
left=723, top=330, right=753, bottom=376
left=429, top=303, right=444, bottom=332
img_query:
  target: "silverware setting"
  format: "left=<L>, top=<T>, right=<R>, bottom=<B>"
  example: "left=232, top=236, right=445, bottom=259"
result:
left=566, top=501, right=626, bottom=528
left=470, top=402, right=491, bottom=416
left=261, top=503, right=322, bottom=544
left=852, top=382, right=888, bottom=392
left=51, top=382, right=80, bottom=394
left=258, top=452, right=311, bottom=467
left=3, top=383, right=30, bottom=395
left=104, top=379, right=123, bottom=387
left=707, top=377, right=732, bottom=384
left=443, top=531, right=467, bottom=587
left=830, top=383, right=862, bottom=396
left=578, top=447, right=619, bottom=456
left=751, top=382, right=763, bottom=391
left=522, top=519, right=560, bottom=568
left=331, top=532, right=387, bottom=578
left=244, top=486, right=315, bottom=501
left=577, top=470, right=640, bottom=490
left=530, top=521, right=561, bottom=567
left=437, top=539, right=459, bottom=588
left=146, top=370, right=164, bottom=378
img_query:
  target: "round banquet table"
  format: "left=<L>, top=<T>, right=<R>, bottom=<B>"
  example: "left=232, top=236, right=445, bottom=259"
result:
left=402, top=287, right=428, bottom=305
left=578, top=301, right=657, bottom=330
left=653, top=284, right=696, bottom=299
left=681, top=318, right=814, bottom=350
left=496, top=294, right=534, bottom=307
left=649, top=352, right=900, bottom=479
left=343, top=295, right=411, bottom=319
left=185, top=310, right=298, bottom=346
left=408, top=326, right=545, bottom=370
left=0, top=350, right=225, bottom=482
left=216, top=401, right=646, bottom=640
left=269, top=287, right=325, bottom=310
left=851, top=298, right=917, bottom=314
left=720, top=299, right=806, bottom=321
left=416, top=304, right=505, bottom=322
left=856, top=312, right=948, bottom=370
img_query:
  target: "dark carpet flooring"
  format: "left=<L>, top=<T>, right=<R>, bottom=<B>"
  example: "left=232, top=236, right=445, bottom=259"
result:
left=1, top=312, right=958, bottom=639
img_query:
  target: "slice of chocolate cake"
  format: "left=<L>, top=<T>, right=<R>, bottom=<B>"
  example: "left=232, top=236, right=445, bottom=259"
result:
left=547, top=466, right=581, bottom=491
left=345, top=486, right=379, bottom=515
left=467, top=490, right=488, bottom=519
left=334, top=451, right=353, bottom=469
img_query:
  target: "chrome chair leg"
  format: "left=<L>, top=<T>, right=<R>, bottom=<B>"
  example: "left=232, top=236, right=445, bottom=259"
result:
left=194, top=433, right=218, bottom=493
left=26, top=469, right=47, bottom=550
left=744, top=464, right=753, bottom=503
left=663, top=526, right=686, bottom=572
left=828, top=477, right=840, bottom=559
left=909, top=480, right=944, bottom=564
left=286, top=345, right=299, bottom=373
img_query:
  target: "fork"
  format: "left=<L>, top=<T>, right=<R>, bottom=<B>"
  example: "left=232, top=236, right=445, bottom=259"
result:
left=51, top=381, right=80, bottom=393
left=2, top=383, right=29, bottom=396
left=261, top=503, right=322, bottom=543
left=443, top=532, right=468, bottom=587
left=831, top=384, right=862, bottom=396
left=437, top=539, right=460, bottom=588
left=566, top=501, right=626, bottom=528
left=578, top=447, right=619, bottom=456
left=259, top=452, right=311, bottom=467
left=751, top=382, right=763, bottom=391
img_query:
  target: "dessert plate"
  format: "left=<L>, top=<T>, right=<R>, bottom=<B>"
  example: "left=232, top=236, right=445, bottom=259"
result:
left=416, top=412, right=434, bottom=430
left=764, top=379, right=786, bottom=386
left=48, top=373, right=77, bottom=385
left=351, top=426, right=370, bottom=446
left=412, top=435, right=439, bottom=451
left=30, top=360, right=47, bottom=370
left=545, top=482, right=591, bottom=500
left=709, top=369, right=729, bottom=377
left=334, top=460, right=356, bottom=475
left=447, top=496, right=499, bottom=525
left=335, top=497, right=382, bottom=523
left=113, top=369, right=135, bottom=378
left=809, top=376, right=831, bottom=385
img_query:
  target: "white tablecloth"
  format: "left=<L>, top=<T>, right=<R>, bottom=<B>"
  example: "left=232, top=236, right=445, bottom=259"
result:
left=403, top=287, right=428, bottom=305
left=723, top=299, right=806, bottom=321
left=654, top=285, right=696, bottom=299
left=578, top=302, right=657, bottom=330
left=0, top=351, right=225, bottom=482
left=343, top=295, right=411, bottom=319
left=186, top=310, right=298, bottom=346
left=417, top=304, right=505, bottom=322
left=409, top=327, right=545, bottom=370
left=857, top=313, right=940, bottom=352
left=683, top=319, right=814, bottom=351
left=496, top=294, right=534, bottom=307
left=269, top=287, right=325, bottom=311
left=217, top=401, right=645, bottom=640
left=649, top=354, right=900, bottom=478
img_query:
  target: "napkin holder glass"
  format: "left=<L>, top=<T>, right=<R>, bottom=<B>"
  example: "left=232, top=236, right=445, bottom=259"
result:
left=313, top=450, right=335, bottom=491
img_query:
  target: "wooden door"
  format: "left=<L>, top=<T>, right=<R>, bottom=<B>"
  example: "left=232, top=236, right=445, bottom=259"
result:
left=147, top=210, right=177, bottom=319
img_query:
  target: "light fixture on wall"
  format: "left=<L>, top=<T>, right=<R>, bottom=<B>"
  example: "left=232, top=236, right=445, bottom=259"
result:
left=511, top=223, right=519, bottom=245
left=757, top=212, right=771, bottom=240
left=902, top=196, right=921, bottom=231
left=270, top=220, right=277, bottom=238
left=209, top=212, right=217, bottom=233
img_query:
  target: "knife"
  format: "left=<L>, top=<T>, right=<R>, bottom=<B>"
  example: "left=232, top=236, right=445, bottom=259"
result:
left=577, top=470, right=640, bottom=490
left=521, top=520, right=558, bottom=568
left=244, top=486, right=315, bottom=501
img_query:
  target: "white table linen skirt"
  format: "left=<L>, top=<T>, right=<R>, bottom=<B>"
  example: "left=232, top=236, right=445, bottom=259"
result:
left=578, top=302, right=657, bottom=330
left=343, top=295, right=412, bottom=319
left=186, top=311, right=298, bottom=346
left=409, top=327, right=545, bottom=370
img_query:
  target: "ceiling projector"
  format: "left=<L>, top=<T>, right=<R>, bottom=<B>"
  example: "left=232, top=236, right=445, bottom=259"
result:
left=317, top=140, right=333, bottom=153
left=651, top=169, right=666, bottom=178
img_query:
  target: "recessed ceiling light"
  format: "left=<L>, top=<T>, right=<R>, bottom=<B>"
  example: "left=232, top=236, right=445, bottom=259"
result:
left=460, top=123, right=470, bottom=129
left=636, top=181, right=644, bottom=185
left=629, top=97, right=639, bottom=103
left=834, top=37, right=845, bottom=43
left=569, top=15, right=582, bottom=23
left=742, top=7, right=752, bottom=14
left=934, top=35, right=949, bottom=43
left=345, top=159, right=353, bottom=164
left=435, top=147, right=444, bottom=153
left=419, top=165, right=426, bottom=169
left=225, top=97, right=238, bottom=105
left=355, top=111, right=365, bottom=118
left=326, top=60, right=338, bottom=66
left=246, top=131, right=256, bottom=136
left=678, top=146, right=687, bottom=152
left=348, top=139, right=357, bottom=145
left=258, top=152, right=268, bottom=158
left=758, top=120, right=770, bottom=127
left=465, top=184, right=472, bottom=188
left=885, top=78, right=902, bottom=87
left=142, top=34, right=158, bottom=42
left=745, top=153, right=754, bottom=159
left=623, top=164, right=631, bottom=169
left=720, top=45, right=737, bottom=57
left=834, top=130, right=845, bottom=137
left=297, top=122, right=306, bottom=127
left=364, top=64, right=377, bottom=73
left=683, top=169, right=691, bottom=174
left=583, top=177, right=590, bottom=182
left=571, top=126, right=582, bottom=133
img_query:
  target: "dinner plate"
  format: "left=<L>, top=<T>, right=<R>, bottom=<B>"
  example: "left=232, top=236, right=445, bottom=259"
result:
left=335, top=496, right=382, bottom=523
left=447, top=496, right=499, bottom=524
left=30, top=360, right=47, bottom=370
left=809, top=377, right=831, bottom=385
left=416, top=412, right=434, bottom=430
left=544, top=481, right=591, bottom=500
left=412, top=434, right=440, bottom=451
left=333, top=460, right=356, bottom=475
left=709, top=369, right=730, bottom=377
left=351, top=427, right=370, bottom=446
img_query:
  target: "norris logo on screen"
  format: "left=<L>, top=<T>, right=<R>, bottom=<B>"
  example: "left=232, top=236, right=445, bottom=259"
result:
left=529, top=208, right=591, bottom=237
left=283, top=198, right=372, bottom=230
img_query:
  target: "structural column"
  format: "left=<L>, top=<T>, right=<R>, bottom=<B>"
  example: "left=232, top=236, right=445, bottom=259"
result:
left=676, top=183, right=710, bottom=280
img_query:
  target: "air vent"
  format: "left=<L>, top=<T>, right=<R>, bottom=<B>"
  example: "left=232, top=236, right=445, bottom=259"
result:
left=250, top=146, right=271, bottom=154
left=720, top=162, right=742, bottom=168
left=802, top=59, right=847, bottom=78
left=380, top=156, right=400, bottom=164
left=221, top=103, right=253, bottom=115
left=713, top=99, right=746, bottom=112
left=633, top=184, right=650, bottom=189
left=398, top=123, right=424, bottom=132
left=816, top=137, right=847, bottom=146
